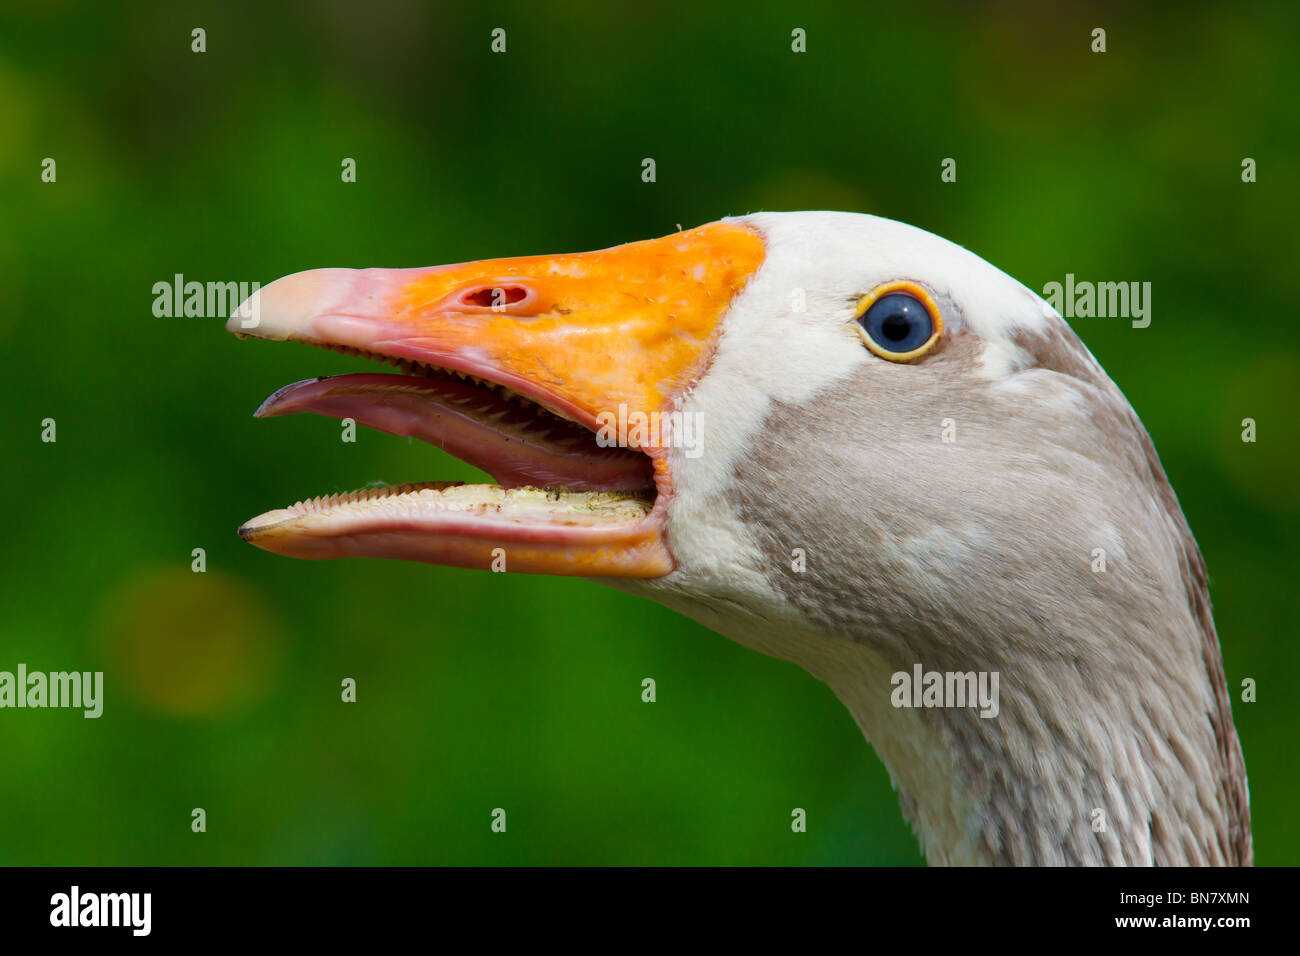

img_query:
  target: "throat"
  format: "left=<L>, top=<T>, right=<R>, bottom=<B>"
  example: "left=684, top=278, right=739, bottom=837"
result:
left=626, top=579, right=1008, bottom=864
left=816, top=642, right=998, bottom=866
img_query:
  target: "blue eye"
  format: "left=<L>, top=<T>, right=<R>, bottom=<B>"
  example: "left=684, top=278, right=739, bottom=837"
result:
left=856, top=290, right=939, bottom=359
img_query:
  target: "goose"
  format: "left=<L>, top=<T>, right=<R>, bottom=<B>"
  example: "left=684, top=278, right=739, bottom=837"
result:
left=227, top=211, right=1251, bottom=866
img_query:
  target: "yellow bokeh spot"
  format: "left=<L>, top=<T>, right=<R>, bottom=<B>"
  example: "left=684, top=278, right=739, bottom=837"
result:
left=95, top=567, right=284, bottom=718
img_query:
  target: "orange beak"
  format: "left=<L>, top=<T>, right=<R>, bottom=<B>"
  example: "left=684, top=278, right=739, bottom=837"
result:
left=227, top=221, right=765, bottom=577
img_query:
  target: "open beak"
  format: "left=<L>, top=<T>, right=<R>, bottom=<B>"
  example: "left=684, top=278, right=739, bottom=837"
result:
left=226, top=221, right=765, bottom=577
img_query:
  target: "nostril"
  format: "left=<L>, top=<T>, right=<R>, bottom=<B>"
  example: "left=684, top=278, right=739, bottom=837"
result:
left=461, top=285, right=528, bottom=309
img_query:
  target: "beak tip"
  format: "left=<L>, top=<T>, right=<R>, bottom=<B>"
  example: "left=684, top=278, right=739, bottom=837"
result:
left=227, top=268, right=353, bottom=341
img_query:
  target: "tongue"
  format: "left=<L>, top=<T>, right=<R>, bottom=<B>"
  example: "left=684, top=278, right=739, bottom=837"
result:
left=253, top=373, right=655, bottom=492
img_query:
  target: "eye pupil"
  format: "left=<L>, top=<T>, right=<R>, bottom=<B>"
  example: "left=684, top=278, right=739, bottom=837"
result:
left=881, top=313, right=911, bottom=342
left=858, top=291, right=936, bottom=357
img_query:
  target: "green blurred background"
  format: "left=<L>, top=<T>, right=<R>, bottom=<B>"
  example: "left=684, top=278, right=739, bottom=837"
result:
left=1, top=1, right=1296, bottom=865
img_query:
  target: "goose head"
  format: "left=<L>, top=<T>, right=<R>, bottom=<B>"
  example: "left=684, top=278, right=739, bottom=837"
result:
left=228, top=211, right=1250, bottom=866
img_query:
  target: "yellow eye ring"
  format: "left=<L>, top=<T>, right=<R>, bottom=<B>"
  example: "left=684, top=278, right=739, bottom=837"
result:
left=853, top=281, right=943, bottom=362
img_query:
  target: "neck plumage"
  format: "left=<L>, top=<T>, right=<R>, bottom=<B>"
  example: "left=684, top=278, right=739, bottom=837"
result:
left=819, top=609, right=1251, bottom=865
